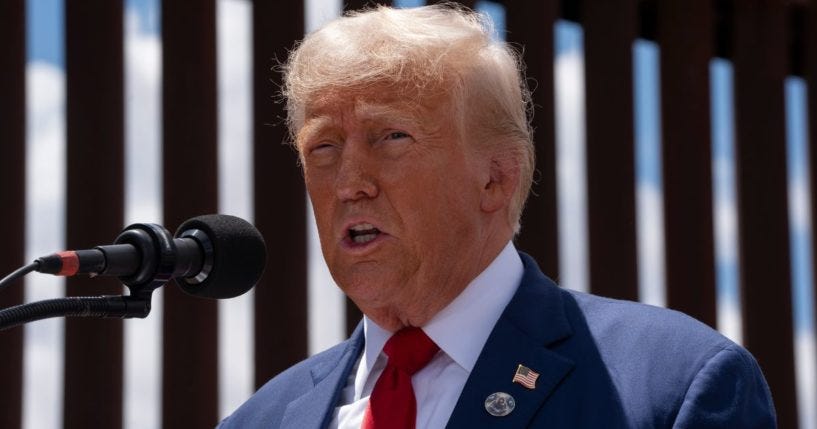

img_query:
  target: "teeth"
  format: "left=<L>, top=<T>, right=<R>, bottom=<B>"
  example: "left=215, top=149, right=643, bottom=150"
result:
left=348, top=222, right=380, bottom=245
left=350, top=223, right=375, bottom=232
left=353, top=234, right=377, bottom=244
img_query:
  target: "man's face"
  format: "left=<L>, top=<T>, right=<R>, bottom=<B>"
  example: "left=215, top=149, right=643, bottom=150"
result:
left=297, top=93, right=492, bottom=327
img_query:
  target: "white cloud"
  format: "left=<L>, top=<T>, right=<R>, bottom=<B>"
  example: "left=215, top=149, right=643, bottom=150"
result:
left=25, top=62, right=65, bottom=234
left=306, top=0, right=341, bottom=33
left=22, top=309, right=64, bottom=429
left=123, top=6, right=163, bottom=429
left=789, top=175, right=812, bottom=235
left=124, top=8, right=162, bottom=225
left=636, top=182, right=666, bottom=307
left=24, top=61, right=66, bottom=429
left=796, top=330, right=816, bottom=429
left=216, top=0, right=255, bottom=420
left=716, top=291, right=743, bottom=345
left=123, top=290, right=162, bottom=429
left=307, top=199, right=346, bottom=355
left=554, top=48, right=588, bottom=293
left=713, top=156, right=739, bottom=264
left=218, top=0, right=253, bottom=222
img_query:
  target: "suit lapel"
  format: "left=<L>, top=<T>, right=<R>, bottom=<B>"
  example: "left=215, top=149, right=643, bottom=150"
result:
left=446, top=253, right=575, bottom=428
left=280, top=324, right=364, bottom=429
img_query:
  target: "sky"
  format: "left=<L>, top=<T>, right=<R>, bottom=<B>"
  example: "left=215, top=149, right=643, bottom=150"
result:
left=17, top=0, right=816, bottom=428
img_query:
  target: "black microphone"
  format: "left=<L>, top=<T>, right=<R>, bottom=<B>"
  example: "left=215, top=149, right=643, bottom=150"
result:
left=34, top=214, right=266, bottom=299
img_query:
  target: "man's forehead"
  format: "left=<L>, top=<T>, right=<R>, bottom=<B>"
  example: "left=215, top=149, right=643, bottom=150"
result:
left=294, top=87, right=456, bottom=148
left=299, top=99, right=445, bottom=144
left=296, top=98, right=418, bottom=148
left=304, top=96, right=425, bottom=124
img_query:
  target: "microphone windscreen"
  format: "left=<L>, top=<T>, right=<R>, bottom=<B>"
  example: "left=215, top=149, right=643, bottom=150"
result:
left=173, top=214, right=267, bottom=299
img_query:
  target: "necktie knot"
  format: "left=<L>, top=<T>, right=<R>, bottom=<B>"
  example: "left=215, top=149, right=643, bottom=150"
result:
left=383, top=327, right=439, bottom=375
left=363, top=327, right=439, bottom=429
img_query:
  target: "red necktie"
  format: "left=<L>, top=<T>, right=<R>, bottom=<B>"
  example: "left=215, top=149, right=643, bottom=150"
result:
left=362, top=327, right=440, bottom=429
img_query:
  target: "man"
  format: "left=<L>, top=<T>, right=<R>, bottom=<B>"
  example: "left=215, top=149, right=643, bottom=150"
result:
left=220, top=4, right=775, bottom=428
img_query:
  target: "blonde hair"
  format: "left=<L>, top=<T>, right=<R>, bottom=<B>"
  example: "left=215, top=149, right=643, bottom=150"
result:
left=282, top=3, right=534, bottom=233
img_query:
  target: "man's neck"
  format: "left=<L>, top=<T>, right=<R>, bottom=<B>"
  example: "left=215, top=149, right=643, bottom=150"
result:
left=361, top=229, right=513, bottom=332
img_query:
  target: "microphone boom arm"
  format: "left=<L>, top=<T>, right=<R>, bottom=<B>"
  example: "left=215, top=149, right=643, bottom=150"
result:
left=0, top=295, right=151, bottom=331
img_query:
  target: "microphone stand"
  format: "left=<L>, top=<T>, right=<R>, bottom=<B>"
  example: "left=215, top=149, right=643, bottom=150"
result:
left=0, top=293, right=152, bottom=331
left=0, top=222, right=178, bottom=331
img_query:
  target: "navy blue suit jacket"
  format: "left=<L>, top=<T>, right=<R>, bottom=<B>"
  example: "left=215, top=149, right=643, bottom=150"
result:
left=219, top=253, right=776, bottom=428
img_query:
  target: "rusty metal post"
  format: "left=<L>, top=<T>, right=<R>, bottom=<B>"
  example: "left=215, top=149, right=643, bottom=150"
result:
left=64, top=0, right=125, bottom=427
left=0, top=1, right=26, bottom=427
left=345, top=0, right=392, bottom=11
left=582, top=0, right=639, bottom=300
left=733, top=1, right=798, bottom=426
left=252, top=0, right=310, bottom=385
left=657, top=0, right=717, bottom=327
left=162, top=0, right=220, bottom=427
left=805, top=0, right=817, bottom=422
left=506, top=0, right=561, bottom=279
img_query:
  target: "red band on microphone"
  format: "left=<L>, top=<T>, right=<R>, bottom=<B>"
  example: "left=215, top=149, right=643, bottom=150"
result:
left=57, top=251, right=80, bottom=276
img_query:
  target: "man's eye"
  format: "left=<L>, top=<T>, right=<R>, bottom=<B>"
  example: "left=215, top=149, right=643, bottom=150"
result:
left=305, top=142, right=339, bottom=161
left=310, top=142, right=336, bottom=153
left=384, top=131, right=411, bottom=141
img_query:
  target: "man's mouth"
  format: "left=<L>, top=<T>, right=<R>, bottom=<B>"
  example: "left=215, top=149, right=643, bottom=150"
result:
left=348, top=223, right=382, bottom=245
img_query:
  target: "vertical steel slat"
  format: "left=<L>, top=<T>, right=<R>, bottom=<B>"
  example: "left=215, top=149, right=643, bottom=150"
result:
left=456, top=0, right=477, bottom=8
left=806, top=0, right=817, bottom=419
left=428, top=0, right=476, bottom=8
left=506, top=0, right=560, bottom=279
left=657, top=0, right=717, bottom=327
left=345, top=0, right=391, bottom=11
left=581, top=0, right=639, bottom=300
left=63, top=1, right=125, bottom=428
left=345, top=300, right=363, bottom=338
left=0, top=1, right=26, bottom=427
left=732, top=1, right=798, bottom=427
left=252, top=0, right=309, bottom=386
left=161, top=1, right=220, bottom=427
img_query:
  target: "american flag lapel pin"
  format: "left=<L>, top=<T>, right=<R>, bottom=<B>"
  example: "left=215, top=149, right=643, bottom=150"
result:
left=512, top=364, right=540, bottom=390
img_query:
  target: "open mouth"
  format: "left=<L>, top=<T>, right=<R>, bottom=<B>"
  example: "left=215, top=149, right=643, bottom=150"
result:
left=348, top=223, right=381, bottom=245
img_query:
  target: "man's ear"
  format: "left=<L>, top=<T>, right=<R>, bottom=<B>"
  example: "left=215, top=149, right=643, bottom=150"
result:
left=480, top=152, right=519, bottom=214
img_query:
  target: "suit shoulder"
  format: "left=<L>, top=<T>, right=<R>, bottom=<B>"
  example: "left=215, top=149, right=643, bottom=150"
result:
left=565, top=289, right=730, bottom=351
left=218, top=338, right=358, bottom=428
left=560, top=289, right=774, bottom=426
left=675, top=345, right=776, bottom=428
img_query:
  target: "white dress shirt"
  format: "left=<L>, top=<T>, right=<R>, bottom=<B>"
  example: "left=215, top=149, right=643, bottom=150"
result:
left=330, top=241, right=524, bottom=428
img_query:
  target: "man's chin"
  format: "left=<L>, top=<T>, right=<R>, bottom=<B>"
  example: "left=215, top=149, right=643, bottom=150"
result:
left=340, top=281, right=392, bottom=304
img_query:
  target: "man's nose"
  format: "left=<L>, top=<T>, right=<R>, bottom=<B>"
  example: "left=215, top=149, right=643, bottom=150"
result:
left=335, top=146, right=378, bottom=202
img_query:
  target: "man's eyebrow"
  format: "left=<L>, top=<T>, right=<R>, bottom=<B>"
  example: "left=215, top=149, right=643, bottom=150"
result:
left=297, top=116, right=334, bottom=146
left=355, top=103, right=422, bottom=128
left=297, top=102, right=427, bottom=147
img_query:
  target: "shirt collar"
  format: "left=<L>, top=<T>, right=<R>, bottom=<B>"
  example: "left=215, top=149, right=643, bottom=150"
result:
left=362, top=315, right=392, bottom=375
left=361, top=241, right=523, bottom=373
left=423, top=241, right=523, bottom=371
